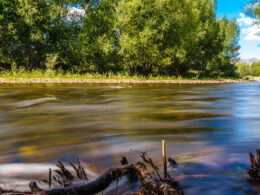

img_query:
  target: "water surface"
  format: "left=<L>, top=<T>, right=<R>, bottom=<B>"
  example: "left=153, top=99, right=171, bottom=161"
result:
left=0, top=82, right=260, bottom=194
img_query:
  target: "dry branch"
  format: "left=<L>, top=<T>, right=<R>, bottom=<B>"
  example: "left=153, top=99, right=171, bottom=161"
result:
left=0, top=154, right=183, bottom=195
left=37, top=160, right=183, bottom=195
left=32, top=154, right=182, bottom=195
left=248, top=149, right=260, bottom=180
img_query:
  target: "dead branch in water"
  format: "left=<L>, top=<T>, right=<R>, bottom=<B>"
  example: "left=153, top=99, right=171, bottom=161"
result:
left=162, top=140, right=167, bottom=179
left=248, top=149, right=260, bottom=180
left=0, top=154, right=183, bottom=195
left=35, top=155, right=183, bottom=195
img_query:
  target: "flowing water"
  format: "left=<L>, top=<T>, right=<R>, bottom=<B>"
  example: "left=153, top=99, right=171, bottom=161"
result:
left=0, top=82, right=260, bottom=194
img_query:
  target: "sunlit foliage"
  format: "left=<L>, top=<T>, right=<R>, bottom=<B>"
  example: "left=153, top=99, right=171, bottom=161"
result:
left=251, top=61, right=260, bottom=76
left=0, top=0, right=240, bottom=77
left=235, top=62, right=250, bottom=77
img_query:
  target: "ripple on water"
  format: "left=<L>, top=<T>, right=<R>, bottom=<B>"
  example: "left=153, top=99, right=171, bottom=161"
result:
left=11, top=97, right=57, bottom=108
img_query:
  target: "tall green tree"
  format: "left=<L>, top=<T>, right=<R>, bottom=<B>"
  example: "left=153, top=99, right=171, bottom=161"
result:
left=235, top=62, right=250, bottom=77
left=0, top=0, right=241, bottom=77
left=116, top=0, right=161, bottom=75
left=70, top=0, right=121, bottom=73
left=245, top=0, right=260, bottom=20
left=0, top=0, right=87, bottom=69
left=251, top=61, right=260, bottom=76
left=116, top=0, right=239, bottom=76
left=208, top=18, right=240, bottom=77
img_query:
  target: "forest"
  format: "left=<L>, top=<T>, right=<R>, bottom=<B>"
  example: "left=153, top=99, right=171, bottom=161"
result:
left=0, top=0, right=259, bottom=78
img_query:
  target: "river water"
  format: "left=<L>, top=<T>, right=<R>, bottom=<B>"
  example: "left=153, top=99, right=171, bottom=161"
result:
left=0, top=82, right=260, bottom=194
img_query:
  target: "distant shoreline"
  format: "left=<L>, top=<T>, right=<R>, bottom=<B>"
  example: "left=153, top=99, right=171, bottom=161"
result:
left=0, top=78, right=249, bottom=84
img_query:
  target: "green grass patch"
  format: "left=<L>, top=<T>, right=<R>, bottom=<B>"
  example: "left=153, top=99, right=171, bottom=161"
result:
left=0, top=69, right=246, bottom=84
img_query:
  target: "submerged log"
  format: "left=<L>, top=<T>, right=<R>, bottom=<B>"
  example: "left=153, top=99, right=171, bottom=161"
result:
left=38, top=166, right=135, bottom=195
left=33, top=141, right=183, bottom=195
left=37, top=158, right=183, bottom=195
left=0, top=154, right=183, bottom=195
left=0, top=145, right=183, bottom=195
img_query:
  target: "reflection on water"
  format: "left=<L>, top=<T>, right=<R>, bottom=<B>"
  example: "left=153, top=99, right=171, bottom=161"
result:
left=0, top=82, right=260, bottom=194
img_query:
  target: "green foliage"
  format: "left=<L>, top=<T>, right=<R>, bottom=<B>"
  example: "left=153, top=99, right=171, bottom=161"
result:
left=73, top=0, right=121, bottom=73
left=115, top=0, right=240, bottom=76
left=45, top=53, right=59, bottom=72
left=0, top=0, right=240, bottom=77
left=0, top=0, right=85, bottom=69
left=0, top=68, right=242, bottom=82
left=251, top=62, right=260, bottom=76
left=245, top=0, right=260, bottom=21
left=11, top=62, right=18, bottom=75
left=235, top=62, right=250, bottom=77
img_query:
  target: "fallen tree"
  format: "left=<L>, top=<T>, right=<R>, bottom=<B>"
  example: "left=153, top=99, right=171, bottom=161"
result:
left=0, top=153, right=183, bottom=195
left=3, top=148, right=260, bottom=194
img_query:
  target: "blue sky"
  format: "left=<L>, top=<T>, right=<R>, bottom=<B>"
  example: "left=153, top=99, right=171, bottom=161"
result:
left=216, top=0, right=260, bottom=59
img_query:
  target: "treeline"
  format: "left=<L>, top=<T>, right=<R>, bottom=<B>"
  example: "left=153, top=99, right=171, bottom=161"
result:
left=0, top=0, right=241, bottom=77
left=236, top=61, right=260, bottom=77
left=238, top=0, right=260, bottom=77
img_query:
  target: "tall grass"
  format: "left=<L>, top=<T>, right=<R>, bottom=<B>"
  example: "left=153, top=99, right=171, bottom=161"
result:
left=0, top=68, right=243, bottom=83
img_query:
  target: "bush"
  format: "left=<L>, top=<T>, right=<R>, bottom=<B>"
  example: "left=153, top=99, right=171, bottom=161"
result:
left=45, top=53, right=59, bottom=72
left=11, top=62, right=17, bottom=75
left=251, top=62, right=260, bottom=76
left=235, top=62, right=250, bottom=77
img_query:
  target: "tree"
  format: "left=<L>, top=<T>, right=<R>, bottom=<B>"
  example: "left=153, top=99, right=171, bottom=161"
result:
left=245, top=0, right=260, bottom=21
left=116, top=0, right=161, bottom=75
left=0, top=0, right=241, bottom=77
left=251, top=61, right=260, bottom=76
left=235, top=62, right=250, bottom=77
left=207, top=18, right=240, bottom=77
left=0, top=0, right=87, bottom=69
left=71, top=0, right=121, bottom=73
left=116, top=0, right=239, bottom=76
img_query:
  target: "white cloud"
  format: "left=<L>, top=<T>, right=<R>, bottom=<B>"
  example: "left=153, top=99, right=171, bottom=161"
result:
left=237, top=13, right=255, bottom=26
left=242, top=24, right=260, bottom=41
left=238, top=13, right=260, bottom=41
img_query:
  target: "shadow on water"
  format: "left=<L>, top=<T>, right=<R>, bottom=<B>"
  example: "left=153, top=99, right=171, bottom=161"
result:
left=0, top=82, right=260, bottom=194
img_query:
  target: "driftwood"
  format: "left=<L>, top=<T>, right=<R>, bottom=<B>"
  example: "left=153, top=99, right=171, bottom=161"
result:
left=4, top=148, right=260, bottom=194
left=38, top=155, right=183, bottom=195
left=248, top=149, right=260, bottom=180
left=0, top=154, right=183, bottom=195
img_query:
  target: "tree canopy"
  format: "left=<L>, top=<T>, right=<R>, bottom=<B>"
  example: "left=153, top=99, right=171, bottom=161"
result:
left=235, top=62, right=250, bottom=77
left=0, top=0, right=241, bottom=77
left=245, top=0, right=260, bottom=20
left=251, top=61, right=260, bottom=76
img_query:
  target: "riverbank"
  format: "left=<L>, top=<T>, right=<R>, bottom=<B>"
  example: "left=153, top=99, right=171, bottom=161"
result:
left=0, top=70, right=250, bottom=84
left=0, top=75, right=248, bottom=84
left=0, top=78, right=248, bottom=84
left=249, top=76, right=260, bottom=81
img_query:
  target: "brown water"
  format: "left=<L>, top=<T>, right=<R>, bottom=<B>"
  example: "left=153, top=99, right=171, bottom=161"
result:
left=0, top=82, right=260, bottom=194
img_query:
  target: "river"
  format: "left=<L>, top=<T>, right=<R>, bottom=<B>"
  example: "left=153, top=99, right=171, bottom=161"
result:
left=0, top=82, right=260, bottom=194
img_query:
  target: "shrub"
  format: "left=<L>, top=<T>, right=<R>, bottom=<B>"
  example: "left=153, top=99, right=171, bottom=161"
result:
left=235, top=62, right=250, bottom=77
left=45, top=53, right=59, bottom=72
left=251, top=62, right=260, bottom=76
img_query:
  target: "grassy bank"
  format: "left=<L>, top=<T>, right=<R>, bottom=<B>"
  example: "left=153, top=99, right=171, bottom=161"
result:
left=0, top=69, right=247, bottom=84
left=249, top=76, right=260, bottom=81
